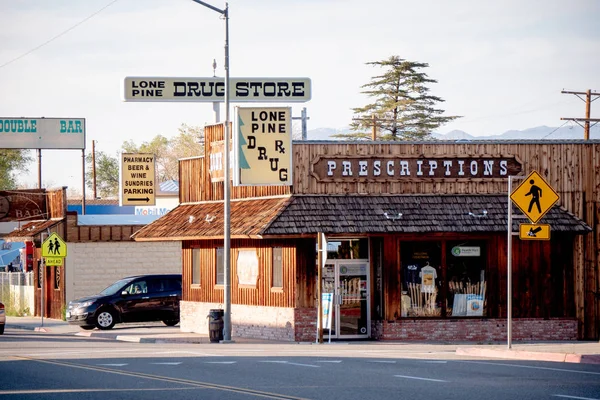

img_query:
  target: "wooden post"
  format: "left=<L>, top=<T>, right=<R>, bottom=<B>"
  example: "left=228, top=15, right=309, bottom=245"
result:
left=372, top=115, right=377, bottom=140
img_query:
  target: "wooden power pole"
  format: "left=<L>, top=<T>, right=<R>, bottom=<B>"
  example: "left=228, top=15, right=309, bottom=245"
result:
left=561, top=89, right=600, bottom=140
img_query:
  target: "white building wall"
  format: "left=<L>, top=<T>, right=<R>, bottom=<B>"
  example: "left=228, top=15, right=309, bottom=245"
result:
left=65, top=241, right=181, bottom=302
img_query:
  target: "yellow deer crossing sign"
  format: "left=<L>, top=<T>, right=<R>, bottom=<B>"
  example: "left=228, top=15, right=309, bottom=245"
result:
left=42, top=233, right=67, bottom=258
left=510, top=170, right=560, bottom=224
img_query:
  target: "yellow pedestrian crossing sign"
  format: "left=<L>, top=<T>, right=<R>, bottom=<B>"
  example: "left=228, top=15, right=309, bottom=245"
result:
left=42, top=233, right=67, bottom=258
left=510, top=170, right=560, bottom=224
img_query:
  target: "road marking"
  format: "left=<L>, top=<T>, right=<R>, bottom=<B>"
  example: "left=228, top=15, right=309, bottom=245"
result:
left=455, top=360, right=600, bottom=376
left=151, top=362, right=182, bottom=365
left=260, top=361, right=320, bottom=368
left=205, top=361, right=237, bottom=364
left=368, top=360, right=396, bottom=364
left=553, top=395, right=600, bottom=400
left=422, top=361, right=448, bottom=364
left=315, top=360, right=342, bottom=363
left=97, top=363, right=128, bottom=367
left=394, top=375, right=448, bottom=382
left=16, top=357, right=308, bottom=400
left=0, top=388, right=197, bottom=395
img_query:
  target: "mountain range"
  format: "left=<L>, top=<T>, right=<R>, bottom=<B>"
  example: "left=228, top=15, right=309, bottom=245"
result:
left=305, top=125, right=600, bottom=141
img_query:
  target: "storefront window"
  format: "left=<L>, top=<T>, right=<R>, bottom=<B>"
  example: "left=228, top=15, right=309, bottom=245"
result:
left=446, top=240, right=487, bottom=317
left=327, top=238, right=368, bottom=260
left=192, top=248, right=200, bottom=285
left=401, top=241, right=442, bottom=317
left=216, top=248, right=224, bottom=285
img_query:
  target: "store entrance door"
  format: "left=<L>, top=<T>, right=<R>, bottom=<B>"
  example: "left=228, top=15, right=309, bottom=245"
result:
left=322, top=260, right=370, bottom=339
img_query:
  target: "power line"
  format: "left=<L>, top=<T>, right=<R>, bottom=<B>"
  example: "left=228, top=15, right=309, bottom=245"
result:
left=0, top=0, right=119, bottom=70
left=540, top=120, right=571, bottom=139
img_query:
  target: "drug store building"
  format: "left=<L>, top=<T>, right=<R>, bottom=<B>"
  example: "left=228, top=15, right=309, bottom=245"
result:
left=134, top=125, right=599, bottom=342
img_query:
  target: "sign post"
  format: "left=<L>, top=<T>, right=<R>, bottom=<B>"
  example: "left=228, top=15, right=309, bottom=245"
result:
left=508, top=170, right=560, bottom=348
left=120, top=153, right=156, bottom=206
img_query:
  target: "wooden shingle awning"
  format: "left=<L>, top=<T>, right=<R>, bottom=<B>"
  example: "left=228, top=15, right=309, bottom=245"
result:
left=261, top=194, right=591, bottom=236
left=4, top=219, right=64, bottom=242
left=133, top=194, right=591, bottom=241
left=132, top=196, right=292, bottom=241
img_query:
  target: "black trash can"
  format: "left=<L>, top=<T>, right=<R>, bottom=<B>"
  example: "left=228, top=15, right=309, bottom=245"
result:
left=207, top=309, right=224, bottom=343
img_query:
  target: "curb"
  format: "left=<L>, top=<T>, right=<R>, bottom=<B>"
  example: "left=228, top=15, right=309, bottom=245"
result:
left=456, top=347, right=600, bottom=365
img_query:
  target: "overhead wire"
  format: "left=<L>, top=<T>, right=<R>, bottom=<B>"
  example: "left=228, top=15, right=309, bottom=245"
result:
left=0, top=0, right=119, bottom=70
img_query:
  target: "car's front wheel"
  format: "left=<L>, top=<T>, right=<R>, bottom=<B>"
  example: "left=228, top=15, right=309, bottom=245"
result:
left=95, top=309, right=116, bottom=330
left=162, top=319, right=179, bottom=327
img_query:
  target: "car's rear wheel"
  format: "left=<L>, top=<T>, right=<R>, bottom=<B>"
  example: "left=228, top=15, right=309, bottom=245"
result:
left=95, top=309, right=116, bottom=330
left=80, top=325, right=95, bottom=330
left=162, top=319, right=179, bottom=327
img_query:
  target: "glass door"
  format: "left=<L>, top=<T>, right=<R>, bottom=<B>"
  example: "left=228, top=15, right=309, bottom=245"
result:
left=322, top=260, right=370, bottom=339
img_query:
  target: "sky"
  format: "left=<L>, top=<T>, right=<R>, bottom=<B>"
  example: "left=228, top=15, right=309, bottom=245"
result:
left=1, top=0, right=599, bottom=195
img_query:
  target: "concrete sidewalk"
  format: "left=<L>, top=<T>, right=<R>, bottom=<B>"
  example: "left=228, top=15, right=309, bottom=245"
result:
left=5, top=316, right=600, bottom=364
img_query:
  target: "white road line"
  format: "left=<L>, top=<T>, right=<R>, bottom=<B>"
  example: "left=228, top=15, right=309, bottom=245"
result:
left=422, top=361, right=448, bottom=364
left=553, top=395, right=600, bottom=400
left=316, top=360, right=342, bottom=363
left=204, top=361, right=237, bottom=364
left=260, top=361, right=320, bottom=368
left=368, top=360, right=397, bottom=364
left=394, top=375, right=448, bottom=382
left=151, top=362, right=182, bottom=365
left=455, top=360, right=600, bottom=376
left=97, top=363, right=128, bottom=367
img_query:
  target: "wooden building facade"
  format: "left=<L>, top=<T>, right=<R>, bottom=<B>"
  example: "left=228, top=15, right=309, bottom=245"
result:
left=134, top=124, right=598, bottom=342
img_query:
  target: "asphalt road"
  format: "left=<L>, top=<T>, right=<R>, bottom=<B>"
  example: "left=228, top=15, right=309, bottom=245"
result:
left=1, top=329, right=599, bottom=400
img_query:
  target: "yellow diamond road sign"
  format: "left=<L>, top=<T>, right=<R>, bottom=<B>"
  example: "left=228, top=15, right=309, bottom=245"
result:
left=510, top=170, right=560, bottom=224
left=42, top=232, right=67, bottom=258
left=519, top=224, right=551, bottom=240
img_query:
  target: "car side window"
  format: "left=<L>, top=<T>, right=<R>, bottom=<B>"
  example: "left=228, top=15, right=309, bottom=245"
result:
left=148, top=279, right=165, bottom=293
left=167, top=278, right=182, bottom=291
left=125, top=281, right=147, bottom=294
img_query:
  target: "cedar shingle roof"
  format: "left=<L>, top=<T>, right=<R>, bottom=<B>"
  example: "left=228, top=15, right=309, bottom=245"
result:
left=5, top=219, right=64, bottom=241
left=133, top=196, right=291, bottom=241
left=261, top=195, right=591, bottom=235
left=133, top=194, right=590, bottom=241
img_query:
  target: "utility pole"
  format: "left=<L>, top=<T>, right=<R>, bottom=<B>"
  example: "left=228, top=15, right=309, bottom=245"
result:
left=292, top=107, right=310, bottom=140
left=92, top=140, right=97, bottom=199
left=560, top=89, right=600, bottom=140
left=353, top=115, right=398, bottom=140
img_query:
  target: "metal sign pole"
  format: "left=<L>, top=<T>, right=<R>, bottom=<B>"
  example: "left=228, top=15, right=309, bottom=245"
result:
left=507, top=176, right=513, bottom=349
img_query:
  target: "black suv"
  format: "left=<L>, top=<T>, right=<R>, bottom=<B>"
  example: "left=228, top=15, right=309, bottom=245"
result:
left=66, top=274, right=182, bottom=330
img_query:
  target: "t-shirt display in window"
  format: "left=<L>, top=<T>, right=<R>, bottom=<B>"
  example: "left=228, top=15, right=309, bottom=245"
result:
left=405, top=264, right=420, bottom=284
left=420, top=264, right=437, bottom=293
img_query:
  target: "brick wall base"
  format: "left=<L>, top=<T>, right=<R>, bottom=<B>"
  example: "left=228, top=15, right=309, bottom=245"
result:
left=372, top=318, right=578, bottom=342
left=181, top=302, right=317, bottom=342
left=181, top=302, right=576, bottom=342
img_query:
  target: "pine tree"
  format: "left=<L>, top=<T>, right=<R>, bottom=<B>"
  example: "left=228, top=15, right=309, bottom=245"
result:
left=342, top=56, right=460, bottom=141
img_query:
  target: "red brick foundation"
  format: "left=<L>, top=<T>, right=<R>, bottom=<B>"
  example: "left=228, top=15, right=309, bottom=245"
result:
left=373, top=318, right=577, bottom=342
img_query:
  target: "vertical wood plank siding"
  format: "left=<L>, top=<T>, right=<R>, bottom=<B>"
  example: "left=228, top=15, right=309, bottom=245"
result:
left=178, top=128, right=599, bottom=338
left=182, top=238, right=313, bottom=308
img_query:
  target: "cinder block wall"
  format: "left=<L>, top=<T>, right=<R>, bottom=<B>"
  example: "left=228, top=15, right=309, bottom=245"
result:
left=65, top=242, right=181, bottom=302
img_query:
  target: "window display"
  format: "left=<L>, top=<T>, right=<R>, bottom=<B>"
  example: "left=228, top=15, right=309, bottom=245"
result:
left=400, top=240, right=487, bottom=318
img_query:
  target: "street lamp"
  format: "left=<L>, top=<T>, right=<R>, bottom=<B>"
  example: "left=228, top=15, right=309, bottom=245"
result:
left=191, top=0, right=232, bottom=342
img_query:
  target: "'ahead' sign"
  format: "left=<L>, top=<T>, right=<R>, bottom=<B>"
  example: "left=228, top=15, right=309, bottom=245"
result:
left=123, top=77, right=311, bottom=103
left=120, top=153, right=156, bottom=206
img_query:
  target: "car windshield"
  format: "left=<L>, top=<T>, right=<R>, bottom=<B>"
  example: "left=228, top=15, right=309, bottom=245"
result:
left=99, top=278, right=133, bottom=296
